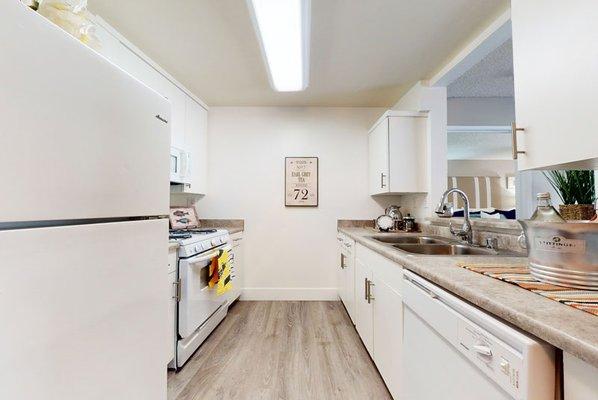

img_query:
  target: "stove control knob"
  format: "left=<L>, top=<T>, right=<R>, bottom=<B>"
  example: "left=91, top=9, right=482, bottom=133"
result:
left=211, top=239, right=219, bottom=246
left=194, top=245, right=200, bottom=252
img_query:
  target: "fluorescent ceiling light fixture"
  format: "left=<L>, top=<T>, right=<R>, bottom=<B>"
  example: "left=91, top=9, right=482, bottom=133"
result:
left=248, top=0, right=310, bottom=92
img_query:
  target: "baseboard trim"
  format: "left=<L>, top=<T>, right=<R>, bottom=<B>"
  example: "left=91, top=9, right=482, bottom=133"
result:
left=240, top=287, right=338, bottom=301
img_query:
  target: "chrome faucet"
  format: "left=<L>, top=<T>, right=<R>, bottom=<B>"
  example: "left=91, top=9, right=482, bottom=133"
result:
left=434, top=188, right=473, bottom=244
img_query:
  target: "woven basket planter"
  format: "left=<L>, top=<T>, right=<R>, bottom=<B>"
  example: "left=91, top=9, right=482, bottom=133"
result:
left=559, top=204, right=596, bottom=221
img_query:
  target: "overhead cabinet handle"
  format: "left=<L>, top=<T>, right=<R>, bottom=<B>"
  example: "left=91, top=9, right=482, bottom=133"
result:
left=511, top=122, right=525, bottom=160
left=380, top=173, right=387, bottom=188
left=365, top=278, right=369, bottom=300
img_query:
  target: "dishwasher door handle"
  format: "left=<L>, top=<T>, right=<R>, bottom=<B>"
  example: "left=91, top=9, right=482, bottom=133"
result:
left=406, top=275, right=439, bottom=299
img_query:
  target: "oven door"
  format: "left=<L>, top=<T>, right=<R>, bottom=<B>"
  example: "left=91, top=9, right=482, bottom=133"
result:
left=178, top=244, right=231, bottom=338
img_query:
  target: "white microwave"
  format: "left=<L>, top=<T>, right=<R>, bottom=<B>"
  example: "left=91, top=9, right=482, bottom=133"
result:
left=170, top=147, right=190, bottom=184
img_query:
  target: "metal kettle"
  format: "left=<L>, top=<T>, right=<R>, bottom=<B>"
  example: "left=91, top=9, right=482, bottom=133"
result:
left=385, top=205, right=403, bottom=231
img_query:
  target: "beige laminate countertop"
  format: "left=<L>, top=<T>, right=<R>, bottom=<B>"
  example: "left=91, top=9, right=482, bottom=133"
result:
left=339, top=227, right=598, bottom=368
left=198, top=219, right=245, bottom=235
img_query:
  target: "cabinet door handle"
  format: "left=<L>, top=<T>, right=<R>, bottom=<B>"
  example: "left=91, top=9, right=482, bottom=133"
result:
left=364, top=278, right=368, bottom=300
left=511, top=122, right=525, bottom=160
left=380, top=172, right=387, bottom=188
left=367, top=280, right=375, bottom=304
left=172, top=280, right=181, bottom=301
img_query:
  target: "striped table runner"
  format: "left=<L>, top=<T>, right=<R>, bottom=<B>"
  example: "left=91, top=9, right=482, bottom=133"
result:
left=459, top=264, right=598, bottom=316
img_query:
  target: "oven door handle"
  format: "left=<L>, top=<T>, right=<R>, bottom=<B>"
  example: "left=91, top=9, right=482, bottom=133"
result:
left=186, top=245, right=232, bottom=265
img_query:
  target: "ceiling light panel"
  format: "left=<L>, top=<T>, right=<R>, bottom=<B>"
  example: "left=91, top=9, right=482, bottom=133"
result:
left=248, top=0, right=310, bottom=92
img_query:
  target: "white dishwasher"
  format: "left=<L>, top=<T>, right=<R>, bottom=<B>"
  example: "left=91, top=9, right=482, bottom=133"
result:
left=402, top=270, right=555, bottom=400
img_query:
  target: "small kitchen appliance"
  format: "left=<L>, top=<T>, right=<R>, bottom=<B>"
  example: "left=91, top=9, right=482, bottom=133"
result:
left=170, top=146, right=190, bottom=184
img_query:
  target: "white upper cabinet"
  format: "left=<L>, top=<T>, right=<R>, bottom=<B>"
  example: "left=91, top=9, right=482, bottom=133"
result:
left=368, top=111, right=427, bottom=195
left=180, top=96, right=208, bottom=195
left=92, top=20, right=187, bottom=149
left=368, top=118, right=390, bottom=195
left=163, top=81, right=187, bottom=149
left=511, top=0, right=598, bottom=170
left=91, top=16, right=208, bottom=192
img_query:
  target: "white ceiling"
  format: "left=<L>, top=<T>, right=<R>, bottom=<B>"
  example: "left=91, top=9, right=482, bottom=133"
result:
left=448, top=39, right=514, bottom=98
left=88, top=0, right=509, bottom=107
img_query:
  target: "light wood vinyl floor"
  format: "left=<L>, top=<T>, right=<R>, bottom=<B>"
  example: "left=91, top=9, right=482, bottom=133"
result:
left=168, top=301, right=392, bottom=400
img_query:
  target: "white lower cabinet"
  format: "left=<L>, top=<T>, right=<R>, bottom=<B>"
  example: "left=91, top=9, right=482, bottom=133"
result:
left=354, top=242, right=404, bottom=399
left=336, top=236, right=345, bottom=310
left=563, top=352, right=598, bottom=400
left=355, top=257, right=374, bottom=355
left=337, top=233, right=356, bottom=324
left=229, top=232, right=244, bottom=302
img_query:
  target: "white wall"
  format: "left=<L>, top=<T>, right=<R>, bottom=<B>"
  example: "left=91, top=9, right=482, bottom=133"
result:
left=392, top=82, right=448, bottom=218
left=192, top=107, right=400, bottom=300
left=447, top=97, right=515, bottom=126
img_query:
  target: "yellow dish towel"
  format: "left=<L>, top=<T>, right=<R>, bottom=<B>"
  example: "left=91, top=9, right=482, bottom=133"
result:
left=209, top=250, right=233, bottom=296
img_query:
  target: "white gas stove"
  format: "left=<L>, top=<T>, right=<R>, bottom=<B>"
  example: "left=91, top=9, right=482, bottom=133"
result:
left=168, top=227, right=233, bottom=370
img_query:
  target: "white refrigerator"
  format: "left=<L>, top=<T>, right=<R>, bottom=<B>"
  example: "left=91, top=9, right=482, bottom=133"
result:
left=1, top=3, right=170, bottom=399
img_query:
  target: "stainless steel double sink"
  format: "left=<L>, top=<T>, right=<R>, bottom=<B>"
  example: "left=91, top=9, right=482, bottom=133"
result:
left=371, top=234, right=518, bottom=256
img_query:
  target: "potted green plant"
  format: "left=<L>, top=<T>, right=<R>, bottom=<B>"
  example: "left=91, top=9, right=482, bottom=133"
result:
left=543, top=170, right=596, bottom=220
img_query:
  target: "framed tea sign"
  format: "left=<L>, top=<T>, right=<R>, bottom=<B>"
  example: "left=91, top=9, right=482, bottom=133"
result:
left=285, top=157, right=318, bottom=207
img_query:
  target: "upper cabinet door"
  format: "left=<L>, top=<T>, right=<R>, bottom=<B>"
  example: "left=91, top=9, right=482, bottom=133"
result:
left=92, top=18, right=188, bottom=150
left=369, top=112, right=427, bottom=195
left=388, top=116, right=427, bottom=192
left=512, top=0, right=598, bottom=170
left=93, top=21, right=164, bottom=99
left=181, top=97, right=208, bottom=195
left=162, top=82, right=187, bottom=149
left=369, top=119, right=390, bottom=195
